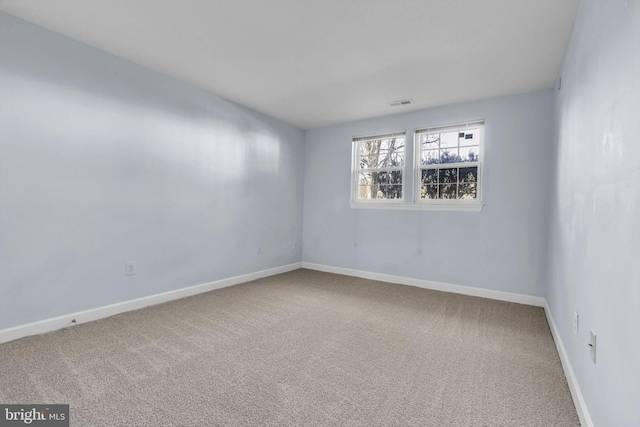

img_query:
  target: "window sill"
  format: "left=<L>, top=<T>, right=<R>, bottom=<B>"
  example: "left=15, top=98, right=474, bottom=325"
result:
left=350, top=201, right=484, bottom=212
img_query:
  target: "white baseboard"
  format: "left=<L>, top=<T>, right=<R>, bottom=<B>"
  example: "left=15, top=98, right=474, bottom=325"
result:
left=0, top=262, right=302, bottom=344
left=2, top=260, right=590, bottom=425
left=301, top=262, right=546, bottom=307
left=544, top=301, right=594, bottom=427
left=302, top=262, right=591, bottom=424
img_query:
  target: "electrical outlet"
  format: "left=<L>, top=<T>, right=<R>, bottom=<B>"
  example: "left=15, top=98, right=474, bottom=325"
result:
left=589, top=330, right=597, bottom=363
left=293, top=240, right=297, bottom=250
left=573, top=311, right=579, bottom=336
left=257, top=245, right=262, bottom=255
left=125, top=261, right=137, bottom=276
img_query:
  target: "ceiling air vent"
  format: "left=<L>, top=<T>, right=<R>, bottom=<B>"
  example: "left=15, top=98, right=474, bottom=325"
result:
left=389, top=99, right=414, bottom=107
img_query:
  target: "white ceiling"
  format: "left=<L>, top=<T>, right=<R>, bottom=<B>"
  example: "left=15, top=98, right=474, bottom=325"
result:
left=0, top=0, right=580, bottom=130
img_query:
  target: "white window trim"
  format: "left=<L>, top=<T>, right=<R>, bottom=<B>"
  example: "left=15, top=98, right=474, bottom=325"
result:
left=350, top=131, right=407, bottom=206
left=349, top=201, right=482, bottom=212
left=413, top=120, right=484, bottom=212
left=350, top=121, right=484, bottom=212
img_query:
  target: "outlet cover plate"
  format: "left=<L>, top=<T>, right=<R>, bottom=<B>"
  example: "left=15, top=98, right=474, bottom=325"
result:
left=125, top=261, right=137, bottom=276
left=589, top=330, right=597, bottom=363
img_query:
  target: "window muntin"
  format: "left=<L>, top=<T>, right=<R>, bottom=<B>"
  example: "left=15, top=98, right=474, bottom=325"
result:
left=416, top=122, right=483, bottom=203
left=350, top=122, right=483, bottom=211
left=352, top=132, right=406, bottom=201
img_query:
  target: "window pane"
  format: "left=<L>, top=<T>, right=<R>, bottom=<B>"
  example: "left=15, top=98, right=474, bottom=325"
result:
left=440, top=149, right=460, bottom=163
left=389, top=149, right=405, bottom=167
left=375, top=150, right=405, bottom=167
left=358, top=171, right=372, bottom=185
left=422, top=149, right=440, bottom=165
left=439, top=183, right=457, bottom=199
left=357, top=171, right=402, bottom=200
left=414, top=123, right=482, bottom=205
left=459, top=167, right=478, bottom=183
left=383, top=185, right=403, bottom=199
left=358, top=142, right=377, bottom=169
left=389, top=170, right=402, bottom=185
left=371, top=171, right=389, bottom=184
left=359, top=185, right=373, bottom=199
left=353, top=133, right=406, bottom=203
left=370, top=150, right=386, bottom=168
left=459, top=183, right=477, bottom=199
left=360, top=139, right=405, bottom=168
left=439, top=168, right=458, bottom=184
left=439, top=131, right=458, bottom=148
left=421, top=134, right=440, bottom=150
left=459, top=128, right=480, bottom=146
left=358, top=141, right=376, bottom=157
left=459, top=146, right=479, bottom=162
left=421, top=184, right=438, bottom=199
left=379, top=137, right=405, bottom=151
left=358, top=172, right=375, bottom=199
left=359, top=154, right=374, bottom=169
left=421, top=169, right=438, bottom=185
left=358, top=141, right=379, bottom=167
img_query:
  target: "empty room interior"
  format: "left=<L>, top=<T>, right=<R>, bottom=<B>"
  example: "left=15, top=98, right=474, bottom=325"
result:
left=0, top=0, right=638, bottom=426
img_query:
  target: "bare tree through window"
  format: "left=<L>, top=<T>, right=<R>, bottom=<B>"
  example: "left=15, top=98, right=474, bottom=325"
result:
left=354, top=134, right=405, bottom=200
left=351, top=122, right=483, bottom=210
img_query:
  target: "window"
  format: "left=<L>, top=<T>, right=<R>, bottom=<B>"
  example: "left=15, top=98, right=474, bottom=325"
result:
left=415, top=120, right=484, bottom=210
left=351, top=121, right=484, bottom=211
left=351, top=132, right=406, bottom=203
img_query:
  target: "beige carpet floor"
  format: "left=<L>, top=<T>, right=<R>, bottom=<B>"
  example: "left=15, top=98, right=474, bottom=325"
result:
left=0, top=269, right=579, bottom=426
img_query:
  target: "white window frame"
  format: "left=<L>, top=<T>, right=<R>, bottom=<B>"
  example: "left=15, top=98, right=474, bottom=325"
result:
left=414, top=120, right=484, bottom=212
left=350, top=131, right=407, bottom=208
left=350, top=121, right=484, bottom=212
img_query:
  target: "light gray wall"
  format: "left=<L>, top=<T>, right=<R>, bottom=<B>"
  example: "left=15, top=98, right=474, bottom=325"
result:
left=547, top=0, right=640, bottom=426
left=3, top=5, right=638, bottom=424
left=0, top=13, right=305, bottom=330
left=303, top=90, right=554, bottom=297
